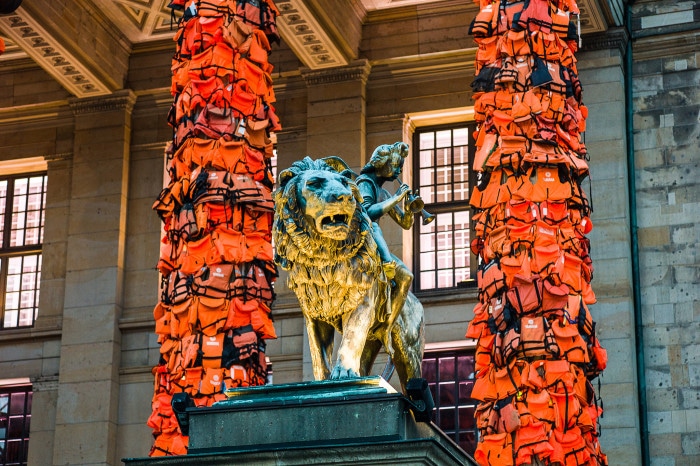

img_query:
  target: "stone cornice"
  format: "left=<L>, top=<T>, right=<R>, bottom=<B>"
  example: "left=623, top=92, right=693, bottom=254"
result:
left=301, top=59, right=371, bottom=86
left=0, top=6, right=112, bottom=97
left=68, top=89, right=137, bottom=116
left=0, top=100, right=69, bottom=126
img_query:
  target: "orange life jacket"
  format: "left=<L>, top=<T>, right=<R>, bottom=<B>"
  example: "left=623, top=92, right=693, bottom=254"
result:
left=199, top=366, right=226, bottom=395
left=515, top=0, right=552, bottom=32
left=518, top=388, right=557, bottom=427
left=540, top=279, right=569, bottom=316
left=199, top=332, right=226, bottom=369
left=530, top=166, right=572, bottom=203
left=491, top=135, right=528, bottom=170
left=191, top=263, right=235, bottom=299
left=251, top=301, right=277, bottom=339
left=153, top=297, right=172, bottom=338
left=506, top=274, right=543, bottom=316
left=170, top=297, right=195, bottom=338
left=478, top=259, right=508, bottom=301
left=519, top=316, right=559, bottom=359
left=476, top=333, right=497, bottom=374
left=500, top=252, right=532, bottom=287
left=469, top=1, right=499, bottom=38
left=475, top=35, right=500, bottom=73
left=560, top=251, right=583, bottom=293
left=179, top=234, right=216, bottom=274
left=474, top=432, right=514, bottom=466
left=499, top=29, right=530, bottom=57
left=551, top=318, right=589, bottom=363
left=193, top=295, right=229, bottom=336
left=513, top=419, right=555, bottom=465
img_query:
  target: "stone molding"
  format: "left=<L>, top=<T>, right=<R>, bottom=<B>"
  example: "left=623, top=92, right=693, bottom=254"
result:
left=369, top=49, right=475, bottom=86
left=0, top=6, right=112, bottom=97
left=301, top=59, right=371, bottom=86
left=44, top=152, right=73, bottom=163
left=68, top=89, right=137, bottom=116
left=276, top=0, right=349, bottom=69
left=582, top=27, right=629, bottom=55
left=633, top=29, right=700, bottom=61
left=31, top=375, right=59, bottom=392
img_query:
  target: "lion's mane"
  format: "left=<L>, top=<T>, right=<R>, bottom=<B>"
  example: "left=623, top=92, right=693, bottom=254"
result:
left=273, top=157, right=386, bottom=322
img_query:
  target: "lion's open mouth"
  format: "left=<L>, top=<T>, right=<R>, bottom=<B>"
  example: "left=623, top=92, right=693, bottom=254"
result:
left=320, top=214, right=350, bottom=228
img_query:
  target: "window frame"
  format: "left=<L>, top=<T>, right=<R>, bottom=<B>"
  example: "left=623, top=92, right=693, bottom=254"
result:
left=0, top=382, right=32, bottom=466
left=412, top=122, right=478, bottom=292
left=0, top=171, right=47, bottom=330
left=421, top=344, right=478, bottom=455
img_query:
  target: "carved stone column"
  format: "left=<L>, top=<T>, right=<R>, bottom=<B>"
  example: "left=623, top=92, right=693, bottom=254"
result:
left=52, top=89, right=136, bottom=466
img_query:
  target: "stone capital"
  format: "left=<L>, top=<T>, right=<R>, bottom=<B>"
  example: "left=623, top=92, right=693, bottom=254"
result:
left=68, top=89, right=137, bottom=116
left=581, top=27, right=629, bottom=55
left=301, top=59, right=371, bottom=86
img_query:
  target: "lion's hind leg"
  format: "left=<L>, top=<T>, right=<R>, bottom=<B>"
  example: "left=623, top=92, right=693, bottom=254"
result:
left=360, top=338, right=383, bottom=376
left=389, top=293, right=425, bottom=392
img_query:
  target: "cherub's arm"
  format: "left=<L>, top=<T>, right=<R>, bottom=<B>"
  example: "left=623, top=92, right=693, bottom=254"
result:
left=358, top=179, right=410, bottom=222
left=386, top=185, right=414, bottom=230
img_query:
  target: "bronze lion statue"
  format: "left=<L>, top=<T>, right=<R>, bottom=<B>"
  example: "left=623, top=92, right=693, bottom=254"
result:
left=273, top=156, right=425, bottom=392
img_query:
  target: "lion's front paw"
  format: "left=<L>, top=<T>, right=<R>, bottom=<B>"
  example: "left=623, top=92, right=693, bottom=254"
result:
left=330, top=364, right=360, bottom=379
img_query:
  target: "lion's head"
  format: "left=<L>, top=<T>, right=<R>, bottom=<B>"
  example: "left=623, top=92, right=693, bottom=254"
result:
left=272, top=157, right=378, bottom=272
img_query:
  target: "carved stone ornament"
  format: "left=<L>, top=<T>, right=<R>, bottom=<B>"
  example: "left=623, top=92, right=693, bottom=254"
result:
left=0, top=7, right=112, bottom=97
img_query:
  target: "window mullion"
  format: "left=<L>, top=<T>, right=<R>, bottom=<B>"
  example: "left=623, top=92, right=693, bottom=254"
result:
left=3, top=178, right=13, bottom=252
left=0, top=178, right=12, bottom=327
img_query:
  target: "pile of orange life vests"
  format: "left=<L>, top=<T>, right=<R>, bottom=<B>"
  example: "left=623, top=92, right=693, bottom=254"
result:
left=148, top=0, right=281, bottom=456
left=466, top=1, right=608, bottom=464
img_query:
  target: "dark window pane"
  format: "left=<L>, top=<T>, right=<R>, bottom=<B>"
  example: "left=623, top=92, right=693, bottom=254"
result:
left=8, top=395, right=24, bottom=416
left=439, top=382, right=456, bottom=406
left=439, top=357, right=455, bottom=382
left=423, top=359, right=437, bottom=382
left=428, top=384, right=437, bottom=407
left=459, top=406, right=476, bottom=429
left=459, top=431, right=477, bottom=454
left=439, top=407, right=456, bottom=430
left=5, top=439, right=21, bottom=462
left=458, top=356, right=475, bottom=379
left=8, top=417, right=24, bottom=438
left=459, top=381, right=474, bottom=404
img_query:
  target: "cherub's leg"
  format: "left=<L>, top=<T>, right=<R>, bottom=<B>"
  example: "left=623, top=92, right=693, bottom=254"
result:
left=384, top=260, right=413, bottom=356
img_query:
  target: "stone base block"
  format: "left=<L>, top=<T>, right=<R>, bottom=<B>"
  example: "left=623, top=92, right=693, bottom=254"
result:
left=123, top=377, right=476, bottom=465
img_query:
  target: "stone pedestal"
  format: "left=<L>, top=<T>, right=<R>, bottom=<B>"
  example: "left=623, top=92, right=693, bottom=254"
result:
left=123, top=377, right=476, bottom=465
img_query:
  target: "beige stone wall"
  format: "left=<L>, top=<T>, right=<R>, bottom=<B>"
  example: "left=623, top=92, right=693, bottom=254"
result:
left=631, top=1, right=700, bottom=464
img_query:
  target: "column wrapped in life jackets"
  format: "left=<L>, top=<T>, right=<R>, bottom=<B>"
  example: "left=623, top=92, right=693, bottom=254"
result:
left=148, top=0, right=281, bottom=456
left=466, top=1, right=607, bottom=464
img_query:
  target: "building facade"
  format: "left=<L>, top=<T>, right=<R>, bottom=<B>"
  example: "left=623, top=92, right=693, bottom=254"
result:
left=0, top=0, right=697, bottom=464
